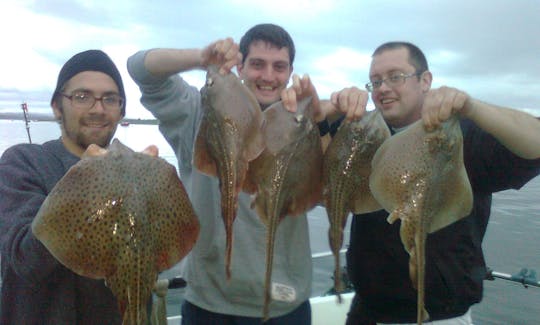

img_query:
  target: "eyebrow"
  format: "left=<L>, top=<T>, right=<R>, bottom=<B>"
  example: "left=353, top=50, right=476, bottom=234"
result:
left=370, top=69, right=406, bottom=79
left=67, top=88, right=120, bottom=96
left=248, top=58, right=290, bottom=65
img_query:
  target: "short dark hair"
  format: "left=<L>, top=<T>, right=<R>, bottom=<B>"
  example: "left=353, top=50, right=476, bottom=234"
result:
left=372, top=42, right=429, bottom=74
left=239, top=23, right=295, bottom=65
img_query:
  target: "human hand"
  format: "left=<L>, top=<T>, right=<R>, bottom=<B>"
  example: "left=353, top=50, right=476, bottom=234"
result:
left=328, top=86, right=368, bottom=122
left=281, top=74, right=322, bottom=120
left=81, top=144, right=107, bottom=158
left=140, top=145, right=159, bottom=157
left=422, top=86, right=471, bottom=130
left=81, top=144, right=159, bottom=158
left=200, top=37, right=242, bottom=75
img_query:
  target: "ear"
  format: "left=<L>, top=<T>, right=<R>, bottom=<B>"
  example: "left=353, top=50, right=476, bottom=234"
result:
left=420, top=70, right=433, bottom=93
left=237, top=63, right=245, bottom=78
left=51, top=100, right=63, bottom=121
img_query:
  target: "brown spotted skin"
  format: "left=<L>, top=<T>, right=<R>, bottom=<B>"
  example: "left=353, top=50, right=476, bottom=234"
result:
left=32, top=139, right=200, bottom=325
left=322, top=109, right=390, bottom=302
left=369, top=116, right=473, bottom=324
left=243, top=97, right=323, bottom=320
left=194, top=65, right=265, bottom=280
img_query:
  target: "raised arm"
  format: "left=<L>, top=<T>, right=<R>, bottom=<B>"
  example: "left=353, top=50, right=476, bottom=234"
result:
left=144, top=38, right=242, bottom=78
left=421, top=86, right=540, bottom=159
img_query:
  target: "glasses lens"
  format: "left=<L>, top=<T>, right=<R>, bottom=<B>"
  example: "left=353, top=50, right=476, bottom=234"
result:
left=366, top=80, right=382, bottom=92
left=72, top=91, right=94, bottom=109
left=387, top=73, right=405, bottom=86
left=365, top=83, right=373, bottom=92
left=102, top=95, right=123, bottom=109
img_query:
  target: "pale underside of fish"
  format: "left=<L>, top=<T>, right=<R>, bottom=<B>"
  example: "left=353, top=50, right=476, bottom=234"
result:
left=194, top=65, right=265, bottom=280
left=243, top=97, right=323, bottom=320
left=322, top=109, right=390, bottom=302
left=32, top=139, right=200, bottom=325
left=369, top=117, right=473, bottom=324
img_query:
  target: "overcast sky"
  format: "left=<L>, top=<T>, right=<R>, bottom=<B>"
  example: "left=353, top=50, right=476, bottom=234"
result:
left=1, top=0, right=539, bottom=119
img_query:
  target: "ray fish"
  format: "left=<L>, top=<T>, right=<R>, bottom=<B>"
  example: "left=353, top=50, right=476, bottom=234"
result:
left=243, top=97, right=323, bottom=320
left=322, top=109, right=390, bottom=301
left=32, top=139, right=200, bottom=325
left=194, top=65, right=265, bottom=279
left=369, top=116, right=473, bottom=324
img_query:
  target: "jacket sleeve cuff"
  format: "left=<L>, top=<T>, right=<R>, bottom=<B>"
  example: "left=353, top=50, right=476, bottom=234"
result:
left=317, top=119, right=330, bottom=136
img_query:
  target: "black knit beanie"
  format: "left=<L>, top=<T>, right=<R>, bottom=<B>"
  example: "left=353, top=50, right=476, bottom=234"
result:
left=51, top=50, right=126, bottom=116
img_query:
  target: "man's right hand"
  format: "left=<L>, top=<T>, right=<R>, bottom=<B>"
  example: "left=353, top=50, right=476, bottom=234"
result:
left=201, top=38, right=242, bottom=75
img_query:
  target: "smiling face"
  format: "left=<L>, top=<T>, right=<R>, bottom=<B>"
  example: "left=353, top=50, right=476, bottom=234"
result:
left=52, top=71, right=123, bottom=157
left=237, top=40, right=293, bottom=109
left=369, top=47, right=432, bottom=128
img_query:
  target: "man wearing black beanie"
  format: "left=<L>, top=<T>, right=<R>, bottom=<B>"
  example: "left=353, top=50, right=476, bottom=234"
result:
left=0, top=49, right=128, bottom=324
left=51, top=49, right=126, bottom=115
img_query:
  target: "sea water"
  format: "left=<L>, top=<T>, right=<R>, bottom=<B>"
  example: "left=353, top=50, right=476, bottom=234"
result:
left=1, top=120, right=539, bottom=324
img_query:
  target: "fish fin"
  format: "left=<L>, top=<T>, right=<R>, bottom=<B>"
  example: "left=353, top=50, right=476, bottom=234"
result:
left=242, top=178, right=257, bottom=194
left=238, top=80, right=265, bottom=162
left=254, top=196, right=271, bottom=227
left=245, top=113, right=266, bottom=162
left=262, top=104, right=288, bottom=154
left=387, top=210, right=401, bottom=224
left=287, top=187, right=322, bottom=217
left=428, top=169, right=473, bottom=233
left=263, top=100, right=315, bottom=154
left=351, top=194, right=382, bottom=214
left=242, top=160, right=259, bottom=194
left=194, top=121, right=218, bottom=177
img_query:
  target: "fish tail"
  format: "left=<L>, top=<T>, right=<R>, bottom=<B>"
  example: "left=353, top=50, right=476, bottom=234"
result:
left=262, top=202, right=281, bottom=321
left=121, top=292, right=148, bottom=325
left=326, top=184, right=348, bottom=303
left=224, top=193, right=235, bottom=281
left=220, top=167, right=237, bottom=281
left=416, top=229, right=429, bottom=324
left=334, top=253, right=343, bottom=303
left=329, top=218, right=344, bottom=302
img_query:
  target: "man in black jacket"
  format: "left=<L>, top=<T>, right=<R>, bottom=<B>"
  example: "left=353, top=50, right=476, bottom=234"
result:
left=345, top=42, right=540, bottom=324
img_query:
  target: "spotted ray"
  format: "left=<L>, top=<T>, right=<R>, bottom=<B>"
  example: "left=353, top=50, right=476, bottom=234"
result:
left=243, top=97, right=323, bottom=320
left=369, top=116, right=473, bottom=324
left=32, top=139, right=200, bottom=325
left=194, top=65, right=265, bottom=279
left=322, top=109, right=390, bottom=301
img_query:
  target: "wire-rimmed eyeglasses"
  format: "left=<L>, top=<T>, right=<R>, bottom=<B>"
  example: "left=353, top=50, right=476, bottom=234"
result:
left=365, top=72, right=422, bottom=92
left=60, top=91, right=124, bottom=110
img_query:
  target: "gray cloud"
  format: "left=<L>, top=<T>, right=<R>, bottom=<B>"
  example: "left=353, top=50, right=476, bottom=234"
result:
left=1, top=0, right=538, bottom=116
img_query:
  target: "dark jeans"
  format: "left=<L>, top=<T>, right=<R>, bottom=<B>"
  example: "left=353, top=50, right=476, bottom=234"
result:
left=181, top=300, right=311, bottom=325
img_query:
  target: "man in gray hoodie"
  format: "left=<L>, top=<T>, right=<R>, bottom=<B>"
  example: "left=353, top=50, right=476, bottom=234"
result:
left=128, top=23, right=365, bottom=324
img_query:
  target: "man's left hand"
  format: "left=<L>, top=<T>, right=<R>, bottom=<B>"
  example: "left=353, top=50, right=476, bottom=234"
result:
left=422, top=86, right=471, bottom=130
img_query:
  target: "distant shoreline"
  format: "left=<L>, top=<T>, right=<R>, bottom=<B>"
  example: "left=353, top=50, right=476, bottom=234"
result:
left=0, top=112, right=158, bottom=125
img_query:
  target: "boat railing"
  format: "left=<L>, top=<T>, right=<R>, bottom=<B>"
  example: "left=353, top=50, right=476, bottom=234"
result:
left=151, top=250, right=538, bottom=325
left=486, top=267, right=540, bottom=288
left=153, top=253, right=540, bottom=295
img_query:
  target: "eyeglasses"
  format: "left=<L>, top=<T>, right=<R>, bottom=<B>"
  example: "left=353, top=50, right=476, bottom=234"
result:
left=60, top=91, right=124, bottom=110
left=365, top=72, right=422, bottom=92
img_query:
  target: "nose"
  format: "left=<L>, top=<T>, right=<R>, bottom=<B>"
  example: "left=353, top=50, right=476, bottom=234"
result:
left=261, top=65, right=274, bottom=81
left=377, top=80, right=392, bottom=93
left=89, top=98, right=107, bottom=112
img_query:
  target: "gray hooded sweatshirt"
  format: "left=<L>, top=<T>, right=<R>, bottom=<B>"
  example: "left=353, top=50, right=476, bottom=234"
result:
left=127, top=50, right=312, bottom=318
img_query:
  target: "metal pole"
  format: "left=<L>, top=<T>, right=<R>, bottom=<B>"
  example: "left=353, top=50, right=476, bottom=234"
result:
left=21, top=102, right=32, bottom=144
left=486, top=267, right=540, bottom=288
